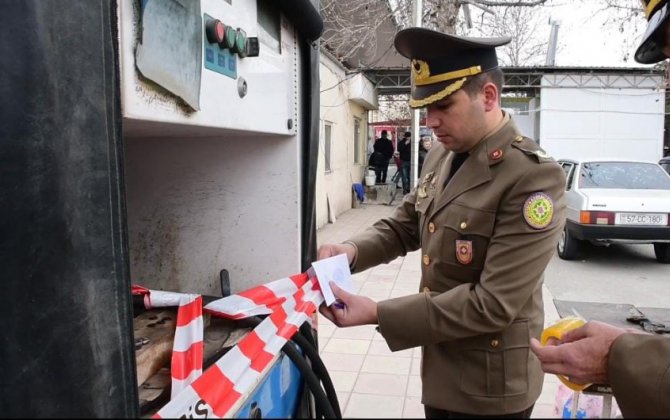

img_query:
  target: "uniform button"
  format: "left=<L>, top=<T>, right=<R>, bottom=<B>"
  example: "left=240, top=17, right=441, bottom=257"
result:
left=491, top=339, right=500, bottom=348
left=460, top=221, right=467, bottom=230
left=423, top=286, right=431, bottom=293
left=428, top=222, right=435, bottom=233
left=515, top=135, right=523, bottom=142
left=422, top=255, right=431, bottom=265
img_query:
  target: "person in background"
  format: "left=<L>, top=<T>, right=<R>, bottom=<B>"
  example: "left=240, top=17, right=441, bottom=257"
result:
left=373, top=130, right=394, bottom=184
left=367, top=136, right=375, bottom=160
left=396, top=131, right=412, bottom=194
left=317, top=27, right=566, bottom=418
left=530, top=1, right=670, bottom=417
left=418, top=135, right=433, bottom=175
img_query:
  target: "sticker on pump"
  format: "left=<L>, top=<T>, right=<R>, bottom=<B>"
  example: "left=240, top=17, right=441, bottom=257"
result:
left=310, top=253, right=355, bottom=306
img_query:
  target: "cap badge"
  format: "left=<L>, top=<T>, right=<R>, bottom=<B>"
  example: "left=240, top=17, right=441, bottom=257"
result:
left=523, top=192, right=554, bottom=229
left=455, top=240, right=473, bottom=265
left=490, top=149, right=503, bottom=160
left=412, top=60, right=431, bottom=84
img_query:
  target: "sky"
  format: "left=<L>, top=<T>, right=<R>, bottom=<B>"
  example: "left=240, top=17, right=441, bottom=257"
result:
left=461, top=0, right=652, bottom=68
left=386, top=0, right=654, bottom=67
left=547, top=2, right=649, bottom=68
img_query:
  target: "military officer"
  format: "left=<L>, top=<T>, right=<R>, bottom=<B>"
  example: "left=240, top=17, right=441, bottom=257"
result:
left=318, top=27, right=566, bottom=418
left=531, top=1, right=670, bottom=418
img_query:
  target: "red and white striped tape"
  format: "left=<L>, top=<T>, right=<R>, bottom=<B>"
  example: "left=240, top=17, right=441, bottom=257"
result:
left=133, top=272, right=324, bottom=418
left=133, top=287, right=204, bottom=398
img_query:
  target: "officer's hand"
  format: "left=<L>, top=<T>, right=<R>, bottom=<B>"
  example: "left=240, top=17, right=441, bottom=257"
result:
left=317, top=243, right=356, bottom=264
left=319, top=282, right=378, bottom=328
left=530, top=321, right=626, bottom=385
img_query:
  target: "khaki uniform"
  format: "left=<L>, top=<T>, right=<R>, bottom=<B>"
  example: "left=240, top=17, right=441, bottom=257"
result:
left=609, top=333, right=670, bottom=418
left=346, top=116, right=566, bottom=415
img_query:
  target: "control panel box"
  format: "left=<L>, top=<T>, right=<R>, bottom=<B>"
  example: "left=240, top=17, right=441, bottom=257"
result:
left=118, top=0, right=298, bottom=136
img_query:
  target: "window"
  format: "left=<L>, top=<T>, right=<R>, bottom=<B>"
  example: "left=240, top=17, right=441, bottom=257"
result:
left=560, top=162, right=575, bottom=190
left=578, top=161, right=670, bottom=190
left=354, top=118, right=362, bottom=164
left=324, top=123, right=332, bottom=172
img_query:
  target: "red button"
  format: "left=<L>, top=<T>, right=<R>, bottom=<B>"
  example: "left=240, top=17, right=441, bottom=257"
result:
left=205, top=19, right=225, bottom=44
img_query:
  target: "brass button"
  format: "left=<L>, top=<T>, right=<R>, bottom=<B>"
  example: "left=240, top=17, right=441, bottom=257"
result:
left=428, top=222, right=436, bottom=233
left=423, top=286, right=431, bottom=293
left=491, top=339, right=500, bottom=348
left=459, top=221, right=467, bottom=230
left=515, top=135, right=523, bottom=142
left=422, top=255, right=431, bottom=265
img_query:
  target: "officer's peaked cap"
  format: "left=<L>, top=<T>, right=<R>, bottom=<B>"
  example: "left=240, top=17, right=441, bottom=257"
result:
left=394, top=28, right=511, bottom=109
left=635, top=0, right=670, bottom=64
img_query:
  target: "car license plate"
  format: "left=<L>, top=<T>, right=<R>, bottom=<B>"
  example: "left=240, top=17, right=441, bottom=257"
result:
left=615, top=213, right=668, bottom=226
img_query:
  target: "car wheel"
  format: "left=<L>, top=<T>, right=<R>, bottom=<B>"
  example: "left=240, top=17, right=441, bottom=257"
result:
left=557, top=225, right=580, bottom=260
left=653, top=243, right=670, bottom=263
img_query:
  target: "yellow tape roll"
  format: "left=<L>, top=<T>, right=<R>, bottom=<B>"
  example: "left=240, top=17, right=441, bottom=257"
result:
left=540, top=316, right=591, bottom=392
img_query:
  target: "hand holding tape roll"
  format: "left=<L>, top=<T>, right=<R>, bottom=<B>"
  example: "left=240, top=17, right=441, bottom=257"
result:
left=540, top=316, right=592, bottom=391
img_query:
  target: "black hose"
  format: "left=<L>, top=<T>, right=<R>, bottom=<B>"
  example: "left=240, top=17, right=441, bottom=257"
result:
left=292, top=327, right=342, bottom=418
left=281, top=340, right=336, bottom=419
left=245, top=316, right=340, bottom=418
left=299, top=321, right=317, bottom=348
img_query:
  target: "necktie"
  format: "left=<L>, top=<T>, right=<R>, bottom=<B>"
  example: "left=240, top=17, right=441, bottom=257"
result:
left=448, top=152, right=469, bottom=180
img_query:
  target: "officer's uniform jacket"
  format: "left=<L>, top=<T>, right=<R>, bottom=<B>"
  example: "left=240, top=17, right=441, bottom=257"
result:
left=345, top=115, right=566, bottom=415
left=609, top=333, right=670, bottom=418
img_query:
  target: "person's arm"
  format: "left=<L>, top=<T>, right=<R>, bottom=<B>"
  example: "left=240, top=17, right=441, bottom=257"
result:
left=384, top=140, right=394, bottom=160
left=316, top=195, right=421, bottom=327
left=608, top=333, right=670, bottom=418
left=530, top=322, right=670, bottom=418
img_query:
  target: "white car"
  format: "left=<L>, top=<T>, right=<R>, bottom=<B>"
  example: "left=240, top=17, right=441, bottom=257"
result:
left=557, top=158, right=670, bottom=263
left=661, top=156, right=670, bottom=175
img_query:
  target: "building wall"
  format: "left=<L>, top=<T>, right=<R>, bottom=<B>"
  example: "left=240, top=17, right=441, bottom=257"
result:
left=540, top=73, right=665, bottom=162
left=503, top=97, right=539, bottom=140
left=316, top=53, right=370, bottom=229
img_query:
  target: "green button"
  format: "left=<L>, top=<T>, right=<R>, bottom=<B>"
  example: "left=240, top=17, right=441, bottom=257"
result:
left=224, top=26, right=236, bottom=49
left=235, top=29, right=247, bottom=57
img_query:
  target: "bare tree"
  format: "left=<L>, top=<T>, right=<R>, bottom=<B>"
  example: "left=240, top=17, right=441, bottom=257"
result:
left=320, top=0, right=550, bottom=65
left=372, top=94, right=412, bottom=123
left=463, top=4, right=551, bottom=66
left=587, top=0, right=649, bottom=64
left=320, top=0, right=403, bottom=65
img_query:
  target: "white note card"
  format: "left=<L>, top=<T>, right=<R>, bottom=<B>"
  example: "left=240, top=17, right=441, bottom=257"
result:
left=311, top=253, right=354, bottom=305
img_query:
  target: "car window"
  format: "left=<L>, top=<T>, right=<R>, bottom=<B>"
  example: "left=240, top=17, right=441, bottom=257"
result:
left=579, top=161, right=670, bottom=189
left=560, top=163, right=575, bottom=190
left=661, top=161, right=670, bottom=175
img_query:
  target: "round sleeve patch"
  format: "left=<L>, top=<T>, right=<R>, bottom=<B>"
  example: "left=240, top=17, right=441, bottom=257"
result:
left=523, top=192, right=554, bottom=229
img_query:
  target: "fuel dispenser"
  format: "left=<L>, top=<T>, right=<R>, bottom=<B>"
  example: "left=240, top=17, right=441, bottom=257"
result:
left=1, top=0, right=338, bottom=417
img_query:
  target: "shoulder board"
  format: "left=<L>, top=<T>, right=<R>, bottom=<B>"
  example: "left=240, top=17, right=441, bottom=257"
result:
left=510, top=135, right=554, bottom=163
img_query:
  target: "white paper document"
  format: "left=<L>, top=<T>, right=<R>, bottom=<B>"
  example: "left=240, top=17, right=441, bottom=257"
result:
left=310, top=253, right=354, bottom=306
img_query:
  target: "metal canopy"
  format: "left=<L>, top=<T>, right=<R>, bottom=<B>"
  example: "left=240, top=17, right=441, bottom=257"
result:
left=364, top=66, right=667, bottom=97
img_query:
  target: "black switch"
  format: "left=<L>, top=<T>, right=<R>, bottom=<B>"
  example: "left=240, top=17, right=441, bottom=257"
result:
left=245, top=37, right=260, bottom=58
